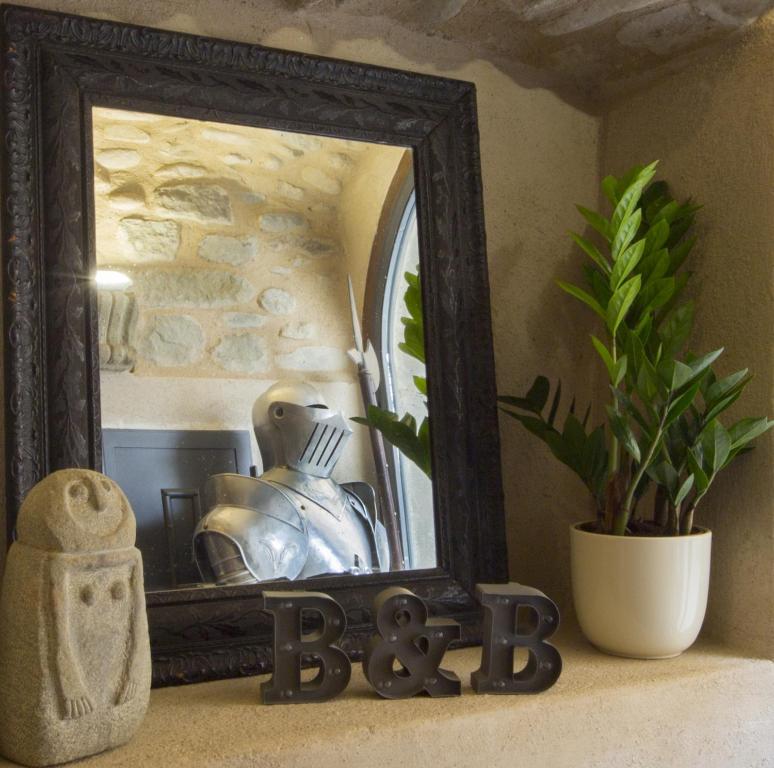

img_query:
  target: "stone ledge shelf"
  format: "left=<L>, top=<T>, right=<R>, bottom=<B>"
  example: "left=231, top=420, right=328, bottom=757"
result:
left=1, top=631, right=771, bottom=768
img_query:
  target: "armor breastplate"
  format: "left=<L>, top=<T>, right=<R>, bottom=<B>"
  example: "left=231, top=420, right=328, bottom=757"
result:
left=260, top=468, right=376, bottom=578
left=194, top=470, right=389, bottom=585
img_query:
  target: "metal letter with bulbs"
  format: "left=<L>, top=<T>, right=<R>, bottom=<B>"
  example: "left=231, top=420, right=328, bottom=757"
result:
left=261, top=584, right=561, bottom=702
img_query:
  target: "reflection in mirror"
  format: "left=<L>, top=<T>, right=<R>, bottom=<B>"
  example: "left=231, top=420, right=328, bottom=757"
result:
left=91, top=108, right=435, bottom=591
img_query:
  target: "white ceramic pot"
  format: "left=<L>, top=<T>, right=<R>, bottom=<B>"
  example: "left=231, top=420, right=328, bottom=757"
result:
left=570, top=522, right=712, bottom=659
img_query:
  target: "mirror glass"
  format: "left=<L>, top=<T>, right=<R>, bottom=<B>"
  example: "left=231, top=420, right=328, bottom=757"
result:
left=91, top=107, right=436, bottom=591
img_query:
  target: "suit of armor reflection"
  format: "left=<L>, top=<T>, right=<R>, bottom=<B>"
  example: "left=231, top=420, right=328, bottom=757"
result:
left=194, top=381, right=390, bottom=585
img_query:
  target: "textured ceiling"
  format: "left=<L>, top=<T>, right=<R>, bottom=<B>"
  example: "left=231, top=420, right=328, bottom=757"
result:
left=277, top=0, right=773, bottom=108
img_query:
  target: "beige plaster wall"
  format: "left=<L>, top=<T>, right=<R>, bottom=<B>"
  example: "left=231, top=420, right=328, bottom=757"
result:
left=339, top=145, right=408, bottom=310
left=601, top=15, right=774, bottom=658
left=484, top=95, right=601, bottom=618
left=0, top=2, right=605, bottom=606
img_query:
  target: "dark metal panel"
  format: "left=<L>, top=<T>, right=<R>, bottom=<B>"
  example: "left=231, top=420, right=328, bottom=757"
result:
left=102, top=429, right=252, bottom=590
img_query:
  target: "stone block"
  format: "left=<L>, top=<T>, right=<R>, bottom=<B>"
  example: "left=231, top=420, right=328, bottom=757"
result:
left=118, top=217, right=180, bottom=263
left=222, top=154, right=251, bottom=166
left=259, top=212, right=308, bottom=233
left=155, top=163, right=208, bottom=179
left=154, top=184, right=232, bottom=223
left=136, top=269, right=255, bottom=308
left=201, top=127, right=250, bottom=146
left=259, top=287, right=296, bottom=315
left=213, top=333, right=270, bottom=373
left=276, top=181, right=305, bottom=200
left=279, top=131, right=323, bottom=153
left=198, top=235, right=258, bottom=267
left=243, top=192, right=267, bottom=205
left=98, top=108, right=162, bottom=123
left=96, top=149, right=141, bottom=171
left=141, top=315, right=205, bottom=367
left=0, top=469, right=151, bottom=767
left=327, top=152, right=354, bottom=172
left=108, top=184, right=146, bottom=212
left=103, top=125, right=150, bottom=143
left=260, top=155, right=284, bottom=171
left=224, top=313, right=267, bottom=328
left=280, top=321, right=316, bottom=340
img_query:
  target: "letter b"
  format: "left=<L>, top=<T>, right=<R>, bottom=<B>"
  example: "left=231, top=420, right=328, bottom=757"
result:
left=471, top=583, right=562, bottom=694
left=261, top=591, right=351, bottom=704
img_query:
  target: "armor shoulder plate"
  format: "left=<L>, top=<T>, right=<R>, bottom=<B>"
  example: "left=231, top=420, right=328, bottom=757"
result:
left=195, top=474, right=309, bottom=583
left=204, top=473, right=304, bottom=531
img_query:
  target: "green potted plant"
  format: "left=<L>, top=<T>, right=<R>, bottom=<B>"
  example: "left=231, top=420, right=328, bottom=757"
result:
left=499, top=162, right=772, bottom=658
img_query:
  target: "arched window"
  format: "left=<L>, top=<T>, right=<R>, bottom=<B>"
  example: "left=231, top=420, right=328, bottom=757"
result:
left=364, top=160, right=435, bottom=569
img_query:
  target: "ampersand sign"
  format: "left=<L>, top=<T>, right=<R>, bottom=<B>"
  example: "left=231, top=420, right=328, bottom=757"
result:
left=363, top=587, right=461, bottom=699
left=471, top=582, right=562, bottom=694
left=261, top=591, right=351, bottom=704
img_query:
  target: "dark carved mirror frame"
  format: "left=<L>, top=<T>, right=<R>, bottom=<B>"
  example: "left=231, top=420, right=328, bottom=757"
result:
left=0, top=4, right=507, bottom=686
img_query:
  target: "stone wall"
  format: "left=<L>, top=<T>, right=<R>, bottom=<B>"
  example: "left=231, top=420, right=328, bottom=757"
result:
left=93, top=108, right=407, bottom=382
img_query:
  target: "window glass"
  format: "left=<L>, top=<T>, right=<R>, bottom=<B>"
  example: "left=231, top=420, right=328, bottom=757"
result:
left=381, top=192, right=435, bottom=569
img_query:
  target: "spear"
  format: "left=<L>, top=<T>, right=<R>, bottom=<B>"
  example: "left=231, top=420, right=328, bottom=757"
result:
left=347, top=275, right=405, bottom=570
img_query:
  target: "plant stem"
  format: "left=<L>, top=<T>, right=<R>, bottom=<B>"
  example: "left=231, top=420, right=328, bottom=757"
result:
left=614, top=411, right=667, bottom=535
left=667, top=503, right=677, bottom=535
left=654, top=485, right=668, bottom=528
left=680, top=504, right=696, bottom=535
left=607, top=338, right=620, bottom=478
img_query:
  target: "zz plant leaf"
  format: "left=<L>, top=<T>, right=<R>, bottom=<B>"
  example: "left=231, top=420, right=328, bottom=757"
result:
left=499, top=378, right=607, bottom=509
left=499, top=161, right=772, bottom=536
left=353, top=407, right=431, bottom=478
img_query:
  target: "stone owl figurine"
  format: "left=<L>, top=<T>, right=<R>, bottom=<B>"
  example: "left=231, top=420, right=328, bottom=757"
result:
left=0, top=469, right=151, bottom=767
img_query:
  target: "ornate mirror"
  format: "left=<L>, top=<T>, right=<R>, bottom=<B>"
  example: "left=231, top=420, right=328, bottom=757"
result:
left=1, top=4, right=507, bottom=685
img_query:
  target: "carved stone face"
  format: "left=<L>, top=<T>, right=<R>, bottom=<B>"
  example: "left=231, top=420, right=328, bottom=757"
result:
left=65, top=475, right=126, bottom=539
left=16, top=469, right=136, bottom=553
